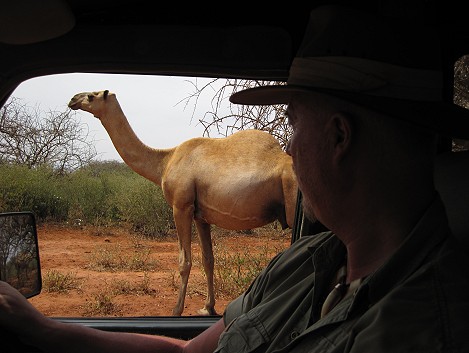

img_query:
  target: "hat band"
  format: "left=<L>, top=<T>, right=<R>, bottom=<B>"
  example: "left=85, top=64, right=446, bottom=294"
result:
left=288, top=57, right=443, bottom=102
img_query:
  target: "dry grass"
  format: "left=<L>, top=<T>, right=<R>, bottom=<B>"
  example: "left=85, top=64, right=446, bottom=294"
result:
left=191, top=230, right=289, bottom=299
left=82, top=291, right=122, bottom=316
left=42, top=270, right=81, bottom=293
left=86, top=243, right=159, bottom=272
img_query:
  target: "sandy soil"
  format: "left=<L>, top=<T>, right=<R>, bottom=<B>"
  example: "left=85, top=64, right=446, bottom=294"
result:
left=28, top=224, right=290, bottom=317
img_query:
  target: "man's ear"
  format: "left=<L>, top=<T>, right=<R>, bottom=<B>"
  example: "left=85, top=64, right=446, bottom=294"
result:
left=329, top=112, right=353, bottom=161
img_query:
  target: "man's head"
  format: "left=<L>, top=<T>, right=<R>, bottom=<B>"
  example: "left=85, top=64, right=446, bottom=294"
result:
left=229, top=5, right=468, bottom=230
left=284, top=91, right=437, bottom=228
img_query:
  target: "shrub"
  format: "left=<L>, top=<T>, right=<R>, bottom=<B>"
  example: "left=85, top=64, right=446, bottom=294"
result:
left=43, top=270, right=80, bottom=293
left=111, top=272, right=155, bottom=295
left=113, top=175, right=174, bottom=237
left=0, top=161, right=174, bottom=234
left=62, top=171, right=108, bottom=223
left=82, top=291, right=121, bottom=316
left=0, top=164, right=69, bottom=221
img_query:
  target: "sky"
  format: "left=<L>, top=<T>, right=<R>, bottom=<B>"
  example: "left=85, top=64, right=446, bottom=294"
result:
left=11, top=73, right=229, bottom=161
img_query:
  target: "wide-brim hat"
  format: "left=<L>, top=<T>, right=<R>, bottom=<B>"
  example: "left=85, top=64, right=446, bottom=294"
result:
left=230, top=5, right=469, bottom=139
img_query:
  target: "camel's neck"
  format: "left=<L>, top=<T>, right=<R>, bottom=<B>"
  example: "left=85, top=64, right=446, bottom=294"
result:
left=100, top=100, right=174, bottom=186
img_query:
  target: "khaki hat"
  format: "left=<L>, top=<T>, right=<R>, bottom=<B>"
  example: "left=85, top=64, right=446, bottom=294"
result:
left=230, top=5, right=469, bottom=139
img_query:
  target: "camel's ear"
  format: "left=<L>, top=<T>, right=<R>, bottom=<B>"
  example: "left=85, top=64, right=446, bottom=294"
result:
left=103, top=90, right=109, bottom=100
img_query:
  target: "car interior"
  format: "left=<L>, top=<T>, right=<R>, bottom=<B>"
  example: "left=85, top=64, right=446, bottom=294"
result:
left=1, top=0, right=469, bottom=348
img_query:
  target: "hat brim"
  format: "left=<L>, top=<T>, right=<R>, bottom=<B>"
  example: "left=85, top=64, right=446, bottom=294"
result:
left=230, top=85, right=300, bottom=105
left=230, top=85, right=469, bottom=140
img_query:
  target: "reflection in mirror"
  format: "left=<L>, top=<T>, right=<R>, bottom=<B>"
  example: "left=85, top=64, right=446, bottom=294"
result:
left=0, top=212, right=41, bottom=298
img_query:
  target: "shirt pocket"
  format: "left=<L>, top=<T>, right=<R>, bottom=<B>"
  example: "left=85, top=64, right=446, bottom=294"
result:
left=215, top=314, right=270, bottom=353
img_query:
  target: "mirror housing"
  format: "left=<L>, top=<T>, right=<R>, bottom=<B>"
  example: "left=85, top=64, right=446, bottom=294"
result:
left=0, top=212, right=42, bottom=298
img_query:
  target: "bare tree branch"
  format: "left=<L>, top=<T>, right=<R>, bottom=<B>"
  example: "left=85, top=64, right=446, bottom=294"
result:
left=0, top=97, right=97, bottom=173
left=180, top=79, right=292, bottom=149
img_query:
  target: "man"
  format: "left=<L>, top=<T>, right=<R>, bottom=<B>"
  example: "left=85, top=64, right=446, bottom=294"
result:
left=2, top=4, right=469, bottom=352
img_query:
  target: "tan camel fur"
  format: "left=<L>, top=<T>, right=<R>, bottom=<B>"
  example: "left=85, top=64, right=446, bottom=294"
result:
left=68, top=90, right=298, bottom=316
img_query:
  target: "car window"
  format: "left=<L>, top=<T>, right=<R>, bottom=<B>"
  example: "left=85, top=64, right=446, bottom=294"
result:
left=1, top=73, right=292, bottom=317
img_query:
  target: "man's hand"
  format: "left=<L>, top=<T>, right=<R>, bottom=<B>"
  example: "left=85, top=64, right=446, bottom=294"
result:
left=0, top=281, right=47, bottom=344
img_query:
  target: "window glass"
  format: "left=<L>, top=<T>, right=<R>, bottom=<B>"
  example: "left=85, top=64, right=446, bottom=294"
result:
left=2, top=74, right=291, bottom=317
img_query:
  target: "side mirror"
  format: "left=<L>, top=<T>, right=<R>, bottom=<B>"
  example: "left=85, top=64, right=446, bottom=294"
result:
left=0, top=212, right=42, bottom=298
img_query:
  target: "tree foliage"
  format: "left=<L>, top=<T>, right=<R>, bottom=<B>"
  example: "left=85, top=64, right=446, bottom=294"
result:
left=0, top=97, right=97, bottom=173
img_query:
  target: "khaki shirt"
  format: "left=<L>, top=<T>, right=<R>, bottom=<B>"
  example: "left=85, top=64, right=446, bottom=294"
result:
left=216, top=194, right=469, bottom=352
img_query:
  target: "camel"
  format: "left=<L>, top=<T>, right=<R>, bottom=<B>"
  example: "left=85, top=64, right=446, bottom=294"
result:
left=68, top=90, right=298, bottom=316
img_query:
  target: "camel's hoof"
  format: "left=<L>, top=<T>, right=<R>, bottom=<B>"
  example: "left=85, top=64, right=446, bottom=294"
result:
left=197, top=307, right=218, bottom=316
left=172, top=308, right=183, bottom=316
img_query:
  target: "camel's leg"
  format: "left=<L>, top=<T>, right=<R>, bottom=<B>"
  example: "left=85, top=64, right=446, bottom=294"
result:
left=172, top=205, right=194, bottom=316
left=194, top=220, right=217, bottom=315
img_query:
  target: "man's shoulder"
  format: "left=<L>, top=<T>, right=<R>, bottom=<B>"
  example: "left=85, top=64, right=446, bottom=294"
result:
left=294, top=231, right=335, bottom=247
left=286, top=231, right=337, bottom=255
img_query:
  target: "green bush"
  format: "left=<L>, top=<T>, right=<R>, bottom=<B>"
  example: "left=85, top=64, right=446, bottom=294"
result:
left=113, top=175, right=174, bottom=237
left=62, top=169, right=112, bottom=225
left=0, top=164, right=69, bottom=221
left=0, top=161, right=174, bottom=234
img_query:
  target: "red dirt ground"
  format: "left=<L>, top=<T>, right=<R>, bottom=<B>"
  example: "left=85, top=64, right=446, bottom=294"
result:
left=29, top=224, right=290, bottom=317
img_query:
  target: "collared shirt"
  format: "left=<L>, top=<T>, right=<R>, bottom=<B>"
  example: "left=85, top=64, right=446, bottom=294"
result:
left=216, top=194, right=469, bottom=352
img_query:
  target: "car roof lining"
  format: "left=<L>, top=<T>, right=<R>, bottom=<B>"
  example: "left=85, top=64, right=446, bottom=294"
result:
left=0, top=0, right=467, bottom=105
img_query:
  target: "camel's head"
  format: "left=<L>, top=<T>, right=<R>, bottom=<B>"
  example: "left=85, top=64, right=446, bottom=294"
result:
left=68, top=90, right=114, bottom=119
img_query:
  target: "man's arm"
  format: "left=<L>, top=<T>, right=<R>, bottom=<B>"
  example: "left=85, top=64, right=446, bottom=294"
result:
left=0, top=281, right=225, bottom=353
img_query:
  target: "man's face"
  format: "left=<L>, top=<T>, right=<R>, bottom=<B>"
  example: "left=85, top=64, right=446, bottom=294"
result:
left=286, top=95, right=333, bottom=224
